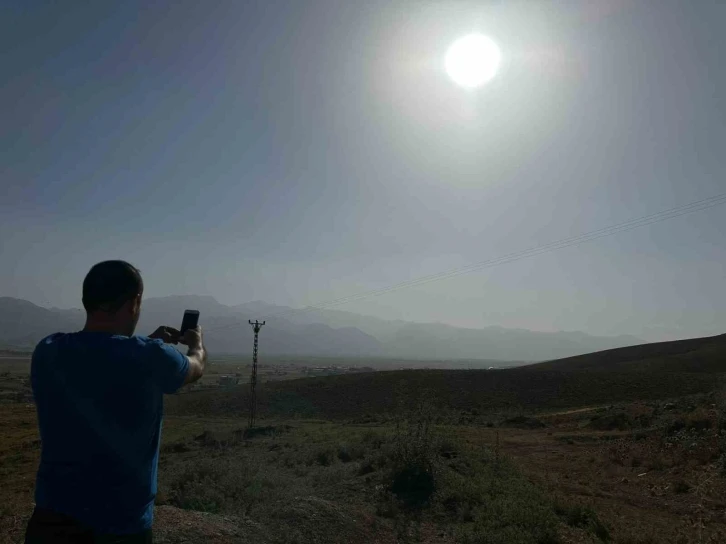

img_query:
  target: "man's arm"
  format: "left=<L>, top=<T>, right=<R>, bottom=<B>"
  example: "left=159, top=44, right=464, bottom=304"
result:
left=180, top=326, right=206, bottom=385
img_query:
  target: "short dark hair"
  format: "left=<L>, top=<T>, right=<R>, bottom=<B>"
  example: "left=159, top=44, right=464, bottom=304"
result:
left=82, top=260, right=143, bottom=313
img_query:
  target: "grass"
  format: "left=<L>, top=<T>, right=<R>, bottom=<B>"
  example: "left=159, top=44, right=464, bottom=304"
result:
left=154, top=411, right=580, bottom=543
left=445, top=454, right=562, bottom=544
left=3, top=398, right=726, bottom=542
left=164, top=456, right=289, bottom=516
left=166, top=368, right=721, bottom=423
left=5, top=338, right=726, bottom=543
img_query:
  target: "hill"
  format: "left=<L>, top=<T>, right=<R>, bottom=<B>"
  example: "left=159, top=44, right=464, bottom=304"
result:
left=167, top=333, right=726, bottom=421
left=525, top=332, right=726, bottom=373
left=0, top=295, right=641, bottom=360
left=167, top=368, right=719, bottom=421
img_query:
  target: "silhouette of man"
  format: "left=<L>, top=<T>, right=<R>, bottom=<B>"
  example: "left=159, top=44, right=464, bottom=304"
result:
left=25, top=260, right=207, bottom=543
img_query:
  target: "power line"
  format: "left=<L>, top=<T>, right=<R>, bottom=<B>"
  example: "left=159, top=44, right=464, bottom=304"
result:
left=269, top=193, right=726, bottom=318
left=259, top=192, right=726, bottom=321
left=207, top=192, right=726, bottom=331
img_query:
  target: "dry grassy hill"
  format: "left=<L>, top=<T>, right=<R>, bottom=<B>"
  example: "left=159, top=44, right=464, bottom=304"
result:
left=525, top=332, right=726, bottom=373
left=167, top=334, right=726, bottom=421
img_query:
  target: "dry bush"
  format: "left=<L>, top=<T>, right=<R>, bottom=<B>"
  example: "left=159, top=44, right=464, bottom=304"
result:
left=389, top=392, right=439, bottom=509
left=554, top=501, right=610, bottom=542
left=162, top=456, right=286, bottom=517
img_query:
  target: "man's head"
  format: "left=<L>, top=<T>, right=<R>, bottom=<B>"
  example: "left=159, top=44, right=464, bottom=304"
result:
left=82, top=261, right=144, bottom=336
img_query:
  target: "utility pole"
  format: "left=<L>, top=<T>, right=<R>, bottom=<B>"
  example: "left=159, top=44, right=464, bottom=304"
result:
left=247, top=320, right=265, bottom=429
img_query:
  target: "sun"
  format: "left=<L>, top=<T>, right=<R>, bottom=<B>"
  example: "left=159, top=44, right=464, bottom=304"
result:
left=445, top=34, right=501, bottom=88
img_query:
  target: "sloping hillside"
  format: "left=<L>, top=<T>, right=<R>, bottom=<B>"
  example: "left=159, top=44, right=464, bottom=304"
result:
left=167, top=333, right=726, bottom=421
left=166, top=368, right=719, bottom=421
left=525, top=333, right=726, bottom=373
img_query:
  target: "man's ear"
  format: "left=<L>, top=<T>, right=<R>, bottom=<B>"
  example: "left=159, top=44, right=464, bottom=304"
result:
left=122, top=293, right=141, bottom=316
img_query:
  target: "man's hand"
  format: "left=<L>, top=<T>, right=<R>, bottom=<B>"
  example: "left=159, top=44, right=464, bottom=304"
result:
left=179, top=326, right=203, bottom=351
left=149, top=326, right=181, bottom=344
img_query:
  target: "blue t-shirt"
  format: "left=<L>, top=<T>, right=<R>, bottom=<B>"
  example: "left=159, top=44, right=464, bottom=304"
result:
left=31, top=332, right=189, bottom=535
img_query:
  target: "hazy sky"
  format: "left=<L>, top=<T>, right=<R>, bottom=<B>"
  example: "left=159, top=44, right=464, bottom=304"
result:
left=2, top=0, right=725, bottom=342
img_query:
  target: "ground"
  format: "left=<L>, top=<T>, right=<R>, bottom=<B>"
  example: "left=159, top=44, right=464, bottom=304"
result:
left=3, top=348, right=726, bottom=543
left=3, top=394, right=726, bottom=543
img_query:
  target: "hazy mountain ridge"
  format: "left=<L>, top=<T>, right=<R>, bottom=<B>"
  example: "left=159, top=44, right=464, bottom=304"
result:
left=0, top=296, right=641, bottom=360
left=0, top=297, right=84, bottom=348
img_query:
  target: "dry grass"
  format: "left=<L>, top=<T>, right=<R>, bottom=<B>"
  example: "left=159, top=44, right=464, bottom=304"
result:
left=4, top=337, right=726, bottom=543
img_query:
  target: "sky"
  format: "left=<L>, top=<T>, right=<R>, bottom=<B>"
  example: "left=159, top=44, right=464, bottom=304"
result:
left=1, top=0, right=725, bottom=342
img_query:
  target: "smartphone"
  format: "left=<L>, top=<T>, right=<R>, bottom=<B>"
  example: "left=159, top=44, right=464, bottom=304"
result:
left=180, top=310, right=200, bottom=335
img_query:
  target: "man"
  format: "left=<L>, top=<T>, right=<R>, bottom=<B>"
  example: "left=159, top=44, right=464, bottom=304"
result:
left=25, top=260, right=207, bottom=543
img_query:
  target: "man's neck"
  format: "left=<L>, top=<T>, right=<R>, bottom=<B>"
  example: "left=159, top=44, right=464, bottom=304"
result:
left=83, top=319, right=128, bottom=336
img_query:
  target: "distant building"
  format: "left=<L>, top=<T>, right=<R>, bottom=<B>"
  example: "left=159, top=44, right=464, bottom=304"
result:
left=218, top=375, right=239, bottom=387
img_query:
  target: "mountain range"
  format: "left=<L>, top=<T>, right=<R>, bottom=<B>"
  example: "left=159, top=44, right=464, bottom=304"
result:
left=0, top=296, right=642, bottom=361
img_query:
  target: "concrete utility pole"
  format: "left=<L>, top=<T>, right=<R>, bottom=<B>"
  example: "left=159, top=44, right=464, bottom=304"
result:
left=247, top=320, right=265, bottom=429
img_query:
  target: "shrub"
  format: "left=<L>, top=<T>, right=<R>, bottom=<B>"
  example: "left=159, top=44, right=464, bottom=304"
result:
left=161, top=441, right=191, bottom=454
left=361, top=429, right=385, bottom=449
left=315, top=449, right=335, bottom=466
left=337, top=443, right=365, bottom=463
left=163, top=457, right=281, bottom=516
left=684, top=409, right=713, bottom=431
left=667, top=419, right=686, bottom=435
left=439, top=447, right=562, bottom=544
left=337, top=446, right=353, bottom=463
left=358, top=461, right=375, bottom=476
left=391, top=464, right=435, bottom=509
left=438, top=436, right=460, bottom=459
left=194, top=430, right=230, bottom=449
left=672, top=480, right=690, bottom=494
left=646, top=454, right=668, bottom=472
left=588, top=413, right=632, bottom=431
left=375, top=492, right=400, bottom=518
left=243, top=425, right=292, bottom=439
left=503, top=416, right=546, bottom=429
left=456, top=468, right=561, bottom=544
left=165, top=458, right=248, bottom=513
left=384, top=391, right=440, bottom=510
left=556, top=503, right=610, bottom=542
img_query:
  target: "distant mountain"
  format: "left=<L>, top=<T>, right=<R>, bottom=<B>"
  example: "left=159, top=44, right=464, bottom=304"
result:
left=0, top=297, right=84, bottom=349
left=0, top=295, right=642, bottom=360
left=0, top=296, right=385, bottom=358
left=232, top=301, right=409, bottom=340
left=228, top=302, right=641, bottom=360
left=374, top=322, right=641, bottom=362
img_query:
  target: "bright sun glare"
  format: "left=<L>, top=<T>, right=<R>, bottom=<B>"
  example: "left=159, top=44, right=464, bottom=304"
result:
left=445, top=34, right=501, bottom=88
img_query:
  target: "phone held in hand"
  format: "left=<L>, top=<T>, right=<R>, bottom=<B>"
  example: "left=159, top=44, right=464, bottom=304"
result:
left=180, top=310, right=200, bottom=334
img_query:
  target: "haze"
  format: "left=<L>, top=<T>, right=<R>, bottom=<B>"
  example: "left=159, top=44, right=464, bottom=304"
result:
left=2, top=0, right=725, bottom=343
